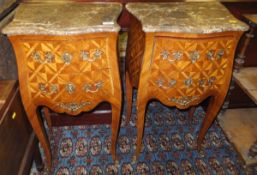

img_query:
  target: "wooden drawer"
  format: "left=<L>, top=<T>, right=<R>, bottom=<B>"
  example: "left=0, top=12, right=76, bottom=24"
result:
left=147, top=35, right=237, bottom=107
left=22, top=37, right=110, bottom=69
left=0, top=88, right=32, bottom=175
left=14, top=34, right=116, bottom=114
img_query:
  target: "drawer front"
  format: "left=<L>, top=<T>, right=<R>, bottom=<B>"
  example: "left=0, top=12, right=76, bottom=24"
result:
left=19, top=37, right=114, bottom=113
left=0, top=92, right=31, bottom=175
left=149, top=36, right=236, bottom=107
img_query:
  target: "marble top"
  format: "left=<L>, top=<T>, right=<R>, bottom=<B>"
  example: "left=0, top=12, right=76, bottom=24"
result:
left=126, top=2, right=249, bottom=33
left=2, top=2, right=122, bottom=35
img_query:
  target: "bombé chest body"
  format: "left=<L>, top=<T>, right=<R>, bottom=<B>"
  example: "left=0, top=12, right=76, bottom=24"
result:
left=126, top=2, right=248, bottom=109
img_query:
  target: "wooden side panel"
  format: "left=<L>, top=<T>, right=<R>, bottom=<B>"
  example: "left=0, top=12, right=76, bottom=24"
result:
left=125, top=14, right=145, bottom=88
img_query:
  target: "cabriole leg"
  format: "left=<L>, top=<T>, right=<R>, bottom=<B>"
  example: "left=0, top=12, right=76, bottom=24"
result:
left=125, top=71, right=133, bottom=125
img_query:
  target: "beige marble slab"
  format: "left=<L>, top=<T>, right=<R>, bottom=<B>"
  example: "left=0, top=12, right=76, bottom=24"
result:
left=126, top=2, right=249, bottom=33
left=233, top=67, right=257, bottom=104
left=219, top=108, right=257, bottom=165
left=244, top=14, right=257, bottom=25
left=2, top=2, right=122, bottom=35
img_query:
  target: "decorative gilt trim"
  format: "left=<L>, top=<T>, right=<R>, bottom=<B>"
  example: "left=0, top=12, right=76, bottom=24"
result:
left=172, top=51, right=183, bottom=61
left=168, top=80, right=177, bottom=87
left=208, top=76, right=216, bottom=85
left=45, top=52, right=55, bottom=63
left=169, top=96, right=199, bottom=106
left=184, top=77, right=193, bottom=87
left=189, top=51, right=200, bottom=63
left=58, top=101, right=91, bottom=112
left=81, top=49, right=103, bottom=62
left=156, top=79, right=164, bottom=87
left=161, top=50, right=170, bottom=60
left=155, top=79, right=176, bottom=89
left=62, top=52, right=72, bottom=64
left=33, top=51, right=42, bottom=63
left=206, top=50, right=215, bottom=61
left=33, top=51, right=55, bottom=63
left=38, top=83, right=47, bottom=93
left=66, top=83, right=75, bottom=94
left=216, top=49, right=224, bottom=60
left=81, top=50, right=90, bottom=61
left=38, top=83, right=59, bottom=95
left=50, top=84, right=58, bottom=94
left=199, top=79, right=205, bottom=87
left=83, top=81, right=104, bottom=93
left=93, top=49, right=103, bottom=59
left=161, top=50, right=182, bottom=63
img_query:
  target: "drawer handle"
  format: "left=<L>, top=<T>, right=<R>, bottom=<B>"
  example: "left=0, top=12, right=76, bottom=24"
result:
left=206, top=49, right=225, bottom=60
left=161, top=50, right=182, bottom=62
left=83, top=81, right=104, bottom=93
left=169, top=96, right=199, bottom=106
left=216, top=49, right=225, bottom=59
left=156, top=79, right=176, bottom=89
left=184, top=77, right=193, bottom=87
left=93, top=49, right=102, bottom=59
left=11, top=112, right=16, bottom=120
left=32, top=51, right=55, bottom=63
left=189, top=51, right=200, bottom=63
left=58, top=101, right=91, bottom=112
left=81, top=49, right=103, bottom=62
left=66, top=83, right=76, bottom=94
left=62, top=52, right=72, bottom=64
left=208, top=76, right=216, bottom=85
left=206, top=50, right=215, bottom=61
left=45, top=52, right=55, bottom=62
left=38, top=83, right=58, bottom=94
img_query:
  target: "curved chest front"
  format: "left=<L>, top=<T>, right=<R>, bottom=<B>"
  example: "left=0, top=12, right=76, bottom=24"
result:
left=147, top=33, right=240, bottom=108
left=10, top=33, right=119, bottom=115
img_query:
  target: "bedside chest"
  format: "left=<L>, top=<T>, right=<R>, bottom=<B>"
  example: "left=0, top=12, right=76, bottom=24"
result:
left=125, top=2, right=249, bottom=158
left=0, top=80, right=43, bottom=175
left=3, top=2, right=122, bottom=168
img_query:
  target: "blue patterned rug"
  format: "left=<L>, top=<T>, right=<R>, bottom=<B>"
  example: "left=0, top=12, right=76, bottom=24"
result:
left=30, top=97, right=253, bottom=175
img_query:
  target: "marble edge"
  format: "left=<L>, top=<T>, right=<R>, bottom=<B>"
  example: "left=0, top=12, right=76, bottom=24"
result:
left=125, top=2, right=249, bottom=33
left=2, top=25, right=121, bottom=36
left=24, top=1, right=123, bottom=7
left=139, top=26, right=249, bottom=34
left=2, top=2, right=122, bottom=35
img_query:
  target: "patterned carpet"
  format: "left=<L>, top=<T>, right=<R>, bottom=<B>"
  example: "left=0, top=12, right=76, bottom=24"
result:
left=30, top=97, right=251, bottom=175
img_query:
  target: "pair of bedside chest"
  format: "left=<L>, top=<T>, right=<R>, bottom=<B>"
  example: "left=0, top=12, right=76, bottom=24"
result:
left=3, top=1, right=248, bottom=169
